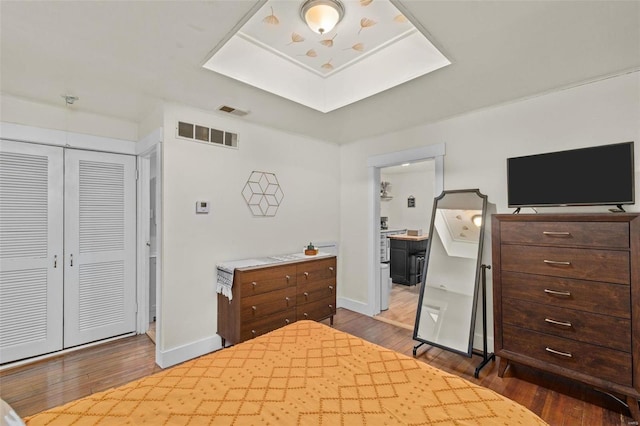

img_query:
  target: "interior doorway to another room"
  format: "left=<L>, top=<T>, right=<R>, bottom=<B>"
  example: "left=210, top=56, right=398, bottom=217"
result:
left=376, top=160, right=436, bottom=330
left=366, top=144, right=444, bottom=330
left=137, top=146, right=160, bottom=348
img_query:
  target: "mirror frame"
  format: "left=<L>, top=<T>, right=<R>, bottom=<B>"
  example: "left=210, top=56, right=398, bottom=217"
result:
left=412, top=188, right=488, bottom=357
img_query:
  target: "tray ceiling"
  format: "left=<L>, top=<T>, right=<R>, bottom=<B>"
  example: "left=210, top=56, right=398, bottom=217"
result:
left=203, top=0, right=450, bottom=113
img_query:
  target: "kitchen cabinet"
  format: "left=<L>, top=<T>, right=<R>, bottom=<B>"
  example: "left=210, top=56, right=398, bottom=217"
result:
left=389, top=234, right=428, bottom=286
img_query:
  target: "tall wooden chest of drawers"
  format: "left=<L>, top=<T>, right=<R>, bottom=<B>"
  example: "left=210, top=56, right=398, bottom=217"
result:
left=492, top=214, right=640, bottom=420
left=217, top=256, right=337, bottom=346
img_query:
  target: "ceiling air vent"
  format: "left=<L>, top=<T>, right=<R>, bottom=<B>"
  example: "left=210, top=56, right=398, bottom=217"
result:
left=177, top=121, right=238, bottom=148
left=218, top=105, right=249, bottom=117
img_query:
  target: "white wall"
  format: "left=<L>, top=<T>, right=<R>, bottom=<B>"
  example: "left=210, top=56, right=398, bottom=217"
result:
left=340, top=71, right=640, bottom=325
left=0, top=94, right=138, bottom=142
left=380, top=166, right=434, bottom=232
left=160, top=103, right=340, bottom=363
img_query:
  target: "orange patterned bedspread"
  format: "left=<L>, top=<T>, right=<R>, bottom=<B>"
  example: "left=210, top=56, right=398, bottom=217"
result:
left=26, top=321, right=546, bottom=425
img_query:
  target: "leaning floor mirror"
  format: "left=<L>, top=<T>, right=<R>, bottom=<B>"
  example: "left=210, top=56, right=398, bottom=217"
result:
left=413, top=189, right=488, bottom=357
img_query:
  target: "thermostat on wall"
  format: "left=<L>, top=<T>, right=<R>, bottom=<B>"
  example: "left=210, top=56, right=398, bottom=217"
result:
left=196, top=201, right=210, bottom=214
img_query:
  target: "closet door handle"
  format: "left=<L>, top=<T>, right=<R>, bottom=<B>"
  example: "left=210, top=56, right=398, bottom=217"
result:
left=70, top=254, right=73, bottom=267
left=54, top=255, right=57, bottom=268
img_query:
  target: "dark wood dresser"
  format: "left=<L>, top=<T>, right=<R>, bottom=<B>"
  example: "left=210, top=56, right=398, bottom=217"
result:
left=217, top=256, right=336, bottom=346
left=492, top=213, right=640, bottom=420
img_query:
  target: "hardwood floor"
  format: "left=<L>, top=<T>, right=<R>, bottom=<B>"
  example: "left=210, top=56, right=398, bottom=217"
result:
left=0, top=308, right=633, bottom=425
left=374, top=282, right=420, bottom=330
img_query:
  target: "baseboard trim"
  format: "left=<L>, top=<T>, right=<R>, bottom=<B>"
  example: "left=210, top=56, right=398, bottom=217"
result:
left=337, top=297, right=370, bottom=316
left=157, top=335, right=221, bottom=368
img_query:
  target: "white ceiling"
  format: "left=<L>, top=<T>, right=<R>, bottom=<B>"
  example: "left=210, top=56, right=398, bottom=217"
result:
left=1, top=1, right=639, bottom=144
left=203, top=0, right=450, bottom=112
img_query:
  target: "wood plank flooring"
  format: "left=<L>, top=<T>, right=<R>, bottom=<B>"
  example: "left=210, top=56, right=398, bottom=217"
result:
left=0, top=308, right=634, bottom=425
left=374, top=282, right=420, bottom=330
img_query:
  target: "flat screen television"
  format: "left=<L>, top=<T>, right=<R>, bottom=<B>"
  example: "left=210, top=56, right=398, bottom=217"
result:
left=507, top=141, right=635, bottom=208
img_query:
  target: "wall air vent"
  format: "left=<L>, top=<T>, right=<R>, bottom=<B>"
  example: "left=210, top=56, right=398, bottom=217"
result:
left=176, top=121, right=238, bottom=149
left=218, top=105, right=249, bottom=117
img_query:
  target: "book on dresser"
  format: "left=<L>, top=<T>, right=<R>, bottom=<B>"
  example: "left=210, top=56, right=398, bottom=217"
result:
left=492, top=213, right=640, bottom=421
left=217, top=255, right=337, bottom=346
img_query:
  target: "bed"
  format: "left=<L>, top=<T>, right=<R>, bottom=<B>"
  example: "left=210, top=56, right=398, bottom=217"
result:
left=24, top=321, right=546, bottom=425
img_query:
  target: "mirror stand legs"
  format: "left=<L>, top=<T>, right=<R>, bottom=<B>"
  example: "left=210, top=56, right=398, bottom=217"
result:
left=413, top=342, right=427, bottom=357
left=474, top=264, right=495, bottom=378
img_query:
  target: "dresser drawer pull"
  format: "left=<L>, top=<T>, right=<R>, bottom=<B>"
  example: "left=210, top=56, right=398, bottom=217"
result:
left=544, top=289, right=571, bottom=297
left=329, top=266, right=334, bottom=272
left=251, top=330, right=256, bottom=336
left=304, top=292, right=309, bottom=300
left=285, top=319, right=290, bottom=324
left=545, top=347, right=572, bottom=358
left=285, top=275, right=291, bottom=281
left=543, top=260, right=571, bottom=266
left=252, top=281, right=257, bottom=288
left=328, top=285, right=334, bottom=292
left=251, top=306, right=257, bottom=313
left=545, top=318, right=572, bottom=327
left=543, top=231, right=571, bottom=237
left=303, top=313, right=309, bottom=319
left=304, top=272, right=309, bottom=278
left=285, top=296, right=290, bottom=305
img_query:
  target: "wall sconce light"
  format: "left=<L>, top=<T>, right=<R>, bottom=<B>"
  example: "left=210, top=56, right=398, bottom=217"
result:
left=300, top=0, right=345, bottom=35
left=472, top=214, right=482, bottom=227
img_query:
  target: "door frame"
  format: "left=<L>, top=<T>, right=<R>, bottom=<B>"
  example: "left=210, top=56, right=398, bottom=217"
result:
left=367, top=144, right=445, bottom=316
left=136, top=136, right=162, bottom=367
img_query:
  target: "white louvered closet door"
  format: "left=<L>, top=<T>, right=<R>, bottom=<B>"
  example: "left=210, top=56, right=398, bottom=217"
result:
left=0, top=141, right=64, bottom=363
left=63, top=150, right=136, bottom=348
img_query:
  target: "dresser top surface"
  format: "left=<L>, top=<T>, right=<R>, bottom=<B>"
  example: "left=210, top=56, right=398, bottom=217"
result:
left=493, top=213, right=639, bottom=222
left=218, top=252, right=335, bottom=272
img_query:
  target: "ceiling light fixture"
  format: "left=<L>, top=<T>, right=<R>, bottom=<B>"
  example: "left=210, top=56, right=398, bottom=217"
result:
left=300, top=0, right=345, bottom=35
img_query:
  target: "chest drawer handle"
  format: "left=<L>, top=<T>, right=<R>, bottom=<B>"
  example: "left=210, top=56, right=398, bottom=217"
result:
left=304, top=272, right=309, bottom=278
left=543, top=260, right=571, bottom=266
left=285, top=296, right=290, bottom=305
left=252, top=282, right=257, bottom=288
left=285, top=275, right=290, bottom=281
left=304, top=292, right=309, bottom=299
left=285, top=319, right=290, bottom=324
left=545, top=347, right=572, bottom=358
left=543, top=231, right=571, bottom=237
left=251, top=306, right=257, bottom=314
left=328, top=285, right=334, bottom=292
left=544, top=289, right=571, bottom=297
left=329, top=267, right=334, bottom=272
left=303, top=313, right=309, bottom=319
left=545, top=318, right=572, bottom=327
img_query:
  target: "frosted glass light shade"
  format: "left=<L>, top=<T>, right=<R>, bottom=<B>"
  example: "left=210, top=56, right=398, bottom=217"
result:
left=301, top=0, right=344, bottom=34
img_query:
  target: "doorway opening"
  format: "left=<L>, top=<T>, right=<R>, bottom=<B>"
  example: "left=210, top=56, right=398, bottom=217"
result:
left=375, top=159, right=435, bottom=330
left=366, top=144, right=445, bottom=325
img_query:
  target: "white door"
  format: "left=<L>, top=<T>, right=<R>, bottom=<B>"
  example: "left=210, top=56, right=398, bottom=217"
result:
left=63, top=149, right=137, bottom=348
left=0, top=141, right=64, bottom=363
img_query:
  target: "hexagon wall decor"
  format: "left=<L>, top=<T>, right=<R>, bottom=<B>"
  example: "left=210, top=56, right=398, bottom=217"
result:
left=241, top=171, right=284, bottom=217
